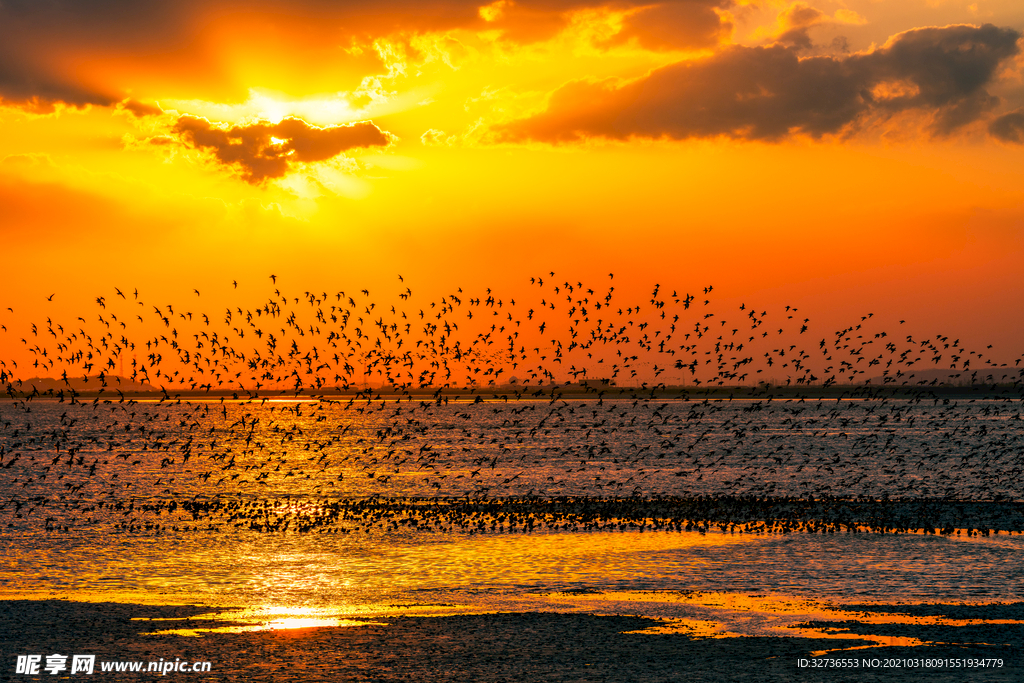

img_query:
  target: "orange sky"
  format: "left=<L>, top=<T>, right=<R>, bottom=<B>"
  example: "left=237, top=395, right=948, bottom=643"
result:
left=1, top=0, right=1023, bottom=385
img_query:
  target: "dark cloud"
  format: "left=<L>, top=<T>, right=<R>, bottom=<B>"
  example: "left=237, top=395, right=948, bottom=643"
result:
left=377, top=0, right=733, bottom=49
left=990, top=109, right=1024, bottom=143
left=118, top=99, right=165, bottom=118
left=0, top=60, right=116, bottom=113
left=497, top=24, right=1022, bottom=143
left=776, top=3, right=827, bottom=50
left=0, top=1, right=181, bottom=111
left=172, top=115, right=392, bottom=183
left=596, top=1, right=731, bottom=51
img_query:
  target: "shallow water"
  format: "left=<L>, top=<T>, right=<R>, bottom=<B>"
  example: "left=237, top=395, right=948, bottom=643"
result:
left=2, top=396, right=1023, bottom=653
left=3, top=396, right=1023, bottom=504
left=5, top=526, right=1024, bottom=608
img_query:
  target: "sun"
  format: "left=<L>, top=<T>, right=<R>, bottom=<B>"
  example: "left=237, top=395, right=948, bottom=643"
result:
left=160, top=89, right=363, bottom=127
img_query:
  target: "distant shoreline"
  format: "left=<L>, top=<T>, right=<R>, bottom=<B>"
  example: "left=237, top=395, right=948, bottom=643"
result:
left=4, top=382, right=1023, bottom=402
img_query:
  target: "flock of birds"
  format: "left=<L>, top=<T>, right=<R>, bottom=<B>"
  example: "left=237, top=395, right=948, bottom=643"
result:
left=1, top=273, right=1023, bottom=538
left=3, top=272, right=1020, bottom=396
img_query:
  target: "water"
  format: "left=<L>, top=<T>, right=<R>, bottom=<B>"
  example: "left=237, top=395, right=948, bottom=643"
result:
left=2, top=395, right=1023, bottom=647
left=6, top=523, right=1023, bottom=605
left=3, top=395, right=1023, bottom=502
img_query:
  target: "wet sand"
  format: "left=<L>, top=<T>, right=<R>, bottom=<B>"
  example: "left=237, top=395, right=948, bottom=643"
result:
left=2, top=600, right=1021, bottom=682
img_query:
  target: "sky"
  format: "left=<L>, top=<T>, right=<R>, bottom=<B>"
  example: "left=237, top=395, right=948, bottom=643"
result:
left=1, top=0, right=1023, bottom=386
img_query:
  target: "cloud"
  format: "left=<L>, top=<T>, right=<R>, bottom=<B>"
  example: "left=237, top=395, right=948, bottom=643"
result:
left=421, top=129, right=453, bottom=145
left=0, top=1, right=176, bottom=111
left=0, top=1, right=739, bottom=115
left=118, top=99, right=164, bottom=118
left=0, top=60, right=116, bottom=113
left=496, top=24, right=1022, bottom=143
left=1, top=153, right=56, bottom=167
left=990, top=109, right=1024, bottom=142
left=0, top=1, right=735, bottom=114
left=764, top=3, right=866, bottom=51
left=172, top=115, right=393, bottom=183
left=775, top=3, right=827, bottom=49
left=598, top=2, right=732, bottom=51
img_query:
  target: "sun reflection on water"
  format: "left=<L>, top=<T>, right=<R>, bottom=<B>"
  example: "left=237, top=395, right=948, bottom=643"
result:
left=4, top=525, right=1022, bottom=656
left=138, top=605, right=389, bottom=636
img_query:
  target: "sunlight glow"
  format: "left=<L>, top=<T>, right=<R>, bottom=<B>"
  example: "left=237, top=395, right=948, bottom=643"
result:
left=162, top=90, right=362, bottom=126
